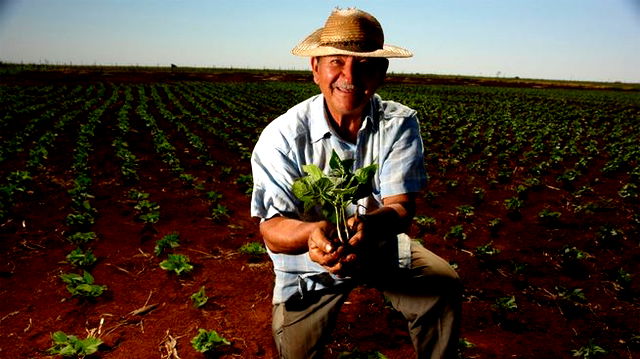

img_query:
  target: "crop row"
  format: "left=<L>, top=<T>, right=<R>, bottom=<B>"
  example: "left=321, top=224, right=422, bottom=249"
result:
left=0, top=79, right=638, bottom=357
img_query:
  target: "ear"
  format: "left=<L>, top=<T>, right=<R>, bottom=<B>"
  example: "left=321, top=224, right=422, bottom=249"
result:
left=311, top=57, right=320, bottom=85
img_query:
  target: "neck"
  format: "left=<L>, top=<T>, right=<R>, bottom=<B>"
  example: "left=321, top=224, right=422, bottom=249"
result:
left=325, top=103, right=363, bottom=143
left=325, top=107, right=363, bottom=144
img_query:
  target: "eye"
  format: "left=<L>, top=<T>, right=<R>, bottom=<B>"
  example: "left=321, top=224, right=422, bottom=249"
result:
left=329, top=57, right=344, bottom=66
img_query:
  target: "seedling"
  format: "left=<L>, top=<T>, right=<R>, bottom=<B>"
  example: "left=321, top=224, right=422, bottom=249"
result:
left=134, top=199, right=159, bottom=213
left=66, top=231, right=97, bottom=244
left=191, top=286, right=209, bottom=308
left=235, top=174, right=253, bottom=195
left=238, top=241, right=267, bottom=259
left=65, top=211, right=95, bottom=228
left=6, top=170, right=32, bottom=193
left=445, top=224, right=466, bottom=242
left=596, top=225, right=625, bottom=245
left=459, top=337, right=476, bottom=349
left=488, top=218, right=502, bottom=236
left=48, top=331, right=102, bottom=358
left=456, top=204, right=475, bottom=221
left=472, top=187, right=485, bottom=204
left=179, top=173, right=199, bottom=187
left=571, top=339, right=607, bottom=358
left=475, top=241, right=501, bottom=259
left=60, top=271, right=107, bottom=298
left=128, top=189, right=150, bottom=201
left=562, top=246, right=591, bottom=261
left=159, top=254, right=193, bottom=275
left=538, top=208, right=562, bottom=226
left=504, top=197, right=524, bottom=219
left=139, top=211, right=160, bottom=224
left=211, top=204, right=230, bottom=222
left=206, top=191, right=223, bottom=202
left=292, top=150, right=377, bottom=244
left=154, top=232, right=180, bottom=256
left=66, top=247, right=97, bottom=268
left=556, top=286, right=587, bottom=304
left=191, top=328, right=230, bottom=353
left=493, top=295, right=518, bottom=312
left=414, top=215, right=437, bottom=233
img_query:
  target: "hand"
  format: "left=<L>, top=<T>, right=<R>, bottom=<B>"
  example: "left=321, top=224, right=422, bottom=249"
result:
left=308, top=221, right=345, bottom=274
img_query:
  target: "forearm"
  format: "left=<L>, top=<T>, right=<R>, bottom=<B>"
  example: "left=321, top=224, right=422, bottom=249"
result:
left=259, top=216, right=326, bottom=254
left=363, top=193, right=416, bottom=234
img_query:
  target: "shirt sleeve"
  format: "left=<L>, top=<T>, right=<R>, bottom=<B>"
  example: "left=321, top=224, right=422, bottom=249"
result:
left=250, top=126, right=302, bottom=220
left=379, top=113, right=427, bottom=199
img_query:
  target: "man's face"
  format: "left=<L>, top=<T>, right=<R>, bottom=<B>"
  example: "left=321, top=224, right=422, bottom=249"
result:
left=311, top=55, right=388, bottom=120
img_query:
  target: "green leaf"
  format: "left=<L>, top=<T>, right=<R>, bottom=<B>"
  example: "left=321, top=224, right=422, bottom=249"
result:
left=160, top=254, right=193, bottom=275
left=302, top=164, right=324, bottom=181
left=191, top=328, right=230, bottom=353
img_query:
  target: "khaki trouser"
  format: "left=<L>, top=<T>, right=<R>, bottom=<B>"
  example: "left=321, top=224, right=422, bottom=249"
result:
left=272, top=242, right=462, bottom=359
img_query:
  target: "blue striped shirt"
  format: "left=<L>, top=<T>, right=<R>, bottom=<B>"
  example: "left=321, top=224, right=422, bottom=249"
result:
left=250, top=93, right=427, bottom=303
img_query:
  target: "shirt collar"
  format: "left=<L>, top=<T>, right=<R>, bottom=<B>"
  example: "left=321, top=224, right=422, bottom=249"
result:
left=309, top=94, right=379, bottom=143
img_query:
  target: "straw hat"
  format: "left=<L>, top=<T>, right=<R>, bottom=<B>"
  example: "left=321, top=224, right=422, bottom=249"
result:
left=291, top=8, right=412, bottom=58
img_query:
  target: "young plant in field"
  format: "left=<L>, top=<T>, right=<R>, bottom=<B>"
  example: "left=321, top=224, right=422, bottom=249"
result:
left=48, top=331, right=102, bottom=358
left=238, top=241, right=267, bottom=259
left=66, top=247, right=97, bottom=268
left=128, top=189, right=150, bottom=201
left=562, top=246, right=591, bottom=262
left=191, top=328, right=230, bottom=353
left=538, top=208, right=562, bottom=226
left=571, top=339, right=607, bottom=359
left=475, top=241, right=501, bottom=260
left=459, top=337, right=476, bottom=350
left=235, top=174, right=253, bottom=195
left=154, top=232, right=180, bottom=256
left=488, top=218, right=502, bottom=236
left=206, top=190, right=223, bottom=202
left=414, top=215, right=437, bottom=233
left=66, top=231, right=97, bottom=244
left=139, top=211, right=160, bottom=224
left=504, top=197, right=524, bottom=219
left=557, top=169, right=581, bottom=189
left=159, top=254, right=193, bottom=275
left=493, top=295, right=518, bottom=312
left=191, top=286, right=209, bottom=308
left=596, top=225, right=625, bottom=247
left=445, top=224, right=466, bottom=242
left=472, top=187, right=485, bottom=204
left=618, top=183, right=638, bottom=200
left=292, top=150, right=377, bottom=244
left=211, top=204, right=230, bottom=222
left=6, top=170, right=32, bottom=193
left=135, top=199, right=160, bottom=218
left=65, top=211, right=95, bottom=229
left=178, top=173, right=199, bottom=187
left=456, top=204, right=475, bottom=221
left=60, top=271, right=107, bottom=298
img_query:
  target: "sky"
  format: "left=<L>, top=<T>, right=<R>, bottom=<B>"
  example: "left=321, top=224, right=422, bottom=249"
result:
left=0, top=0, right=639, bottom=83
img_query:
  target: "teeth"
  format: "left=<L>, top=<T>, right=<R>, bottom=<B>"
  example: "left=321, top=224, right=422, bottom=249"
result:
left=333, top=82, right=356, bottom=91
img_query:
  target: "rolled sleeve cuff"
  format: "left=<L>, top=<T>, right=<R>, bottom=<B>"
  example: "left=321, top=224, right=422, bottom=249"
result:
left=397, top=233, right=412, bottom=269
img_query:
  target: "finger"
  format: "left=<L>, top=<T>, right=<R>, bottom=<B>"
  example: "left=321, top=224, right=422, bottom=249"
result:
left=348, top=229, right=364, bottom=247
left=309, top=228, right=334, bottom=253
left=309, top=245, right=341, bottom=266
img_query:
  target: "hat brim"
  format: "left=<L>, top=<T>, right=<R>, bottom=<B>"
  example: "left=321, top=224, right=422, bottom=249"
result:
left=291, top=28, right=413, bottom=58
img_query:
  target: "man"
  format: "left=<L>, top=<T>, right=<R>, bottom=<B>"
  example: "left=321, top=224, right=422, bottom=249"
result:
left=251, top=8, right=461, bottom=359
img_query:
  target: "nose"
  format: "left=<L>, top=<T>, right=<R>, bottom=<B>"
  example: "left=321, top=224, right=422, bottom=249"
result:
left=340, top=57, right=357, bottom=82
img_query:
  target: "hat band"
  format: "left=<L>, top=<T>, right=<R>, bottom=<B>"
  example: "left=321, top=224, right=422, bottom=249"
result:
left=320, top=40, right=382, bottom=53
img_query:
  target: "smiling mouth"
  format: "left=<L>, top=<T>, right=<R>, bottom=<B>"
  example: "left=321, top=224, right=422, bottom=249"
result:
left=332, top=82, right=358, bottom=92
